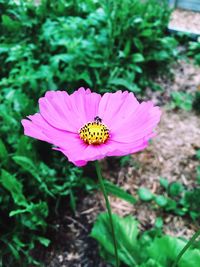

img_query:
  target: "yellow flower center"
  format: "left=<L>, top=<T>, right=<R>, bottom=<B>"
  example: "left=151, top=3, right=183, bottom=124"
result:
left=79, top=116, right=109, bottom=145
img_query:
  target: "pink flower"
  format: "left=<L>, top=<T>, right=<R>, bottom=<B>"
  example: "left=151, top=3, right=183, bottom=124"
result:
left=22, top=88, right=161, bottom=167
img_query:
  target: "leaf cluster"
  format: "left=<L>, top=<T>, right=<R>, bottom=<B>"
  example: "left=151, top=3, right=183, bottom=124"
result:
left=0, top=0, right=177, bottom=94
left=170, top=91, right=194, bottom=111
left=188, top=37, right=200, bottom=66
left=91, top=213, right=200, bottom=267
left=170, top=90, right=200, bottom=114
left=138, top=175, right=200, bottom=221
left=0, top=81, right=86, bottom=265
left=192, top=91, right=200, bottom=114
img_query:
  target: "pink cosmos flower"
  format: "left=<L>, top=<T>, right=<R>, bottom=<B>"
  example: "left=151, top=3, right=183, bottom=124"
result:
left=22, top=88, right=161, bottom=167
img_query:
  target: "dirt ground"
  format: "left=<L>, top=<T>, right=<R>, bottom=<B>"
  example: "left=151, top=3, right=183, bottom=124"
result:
left=108, top=109, right=200, bottom=234
left=38, top=59, right=200, bottom=267
left=169, top=8, right=200, bottom=35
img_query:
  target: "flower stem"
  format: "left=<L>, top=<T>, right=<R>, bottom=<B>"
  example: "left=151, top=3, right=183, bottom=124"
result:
left=172, top=229, right=200, bottom=267
left=95, top=161, right=119, bottom=267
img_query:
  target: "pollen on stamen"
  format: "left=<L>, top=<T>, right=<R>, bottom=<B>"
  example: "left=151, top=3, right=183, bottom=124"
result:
left=79, top=117, right=110, bottom=145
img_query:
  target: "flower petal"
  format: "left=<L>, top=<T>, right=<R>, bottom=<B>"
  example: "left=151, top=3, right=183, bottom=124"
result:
left=39, top=88, right=101, bottom=133
left=110, top=101, right=161, bottom=143
left=22, top=113, right=81, bottom=150
left=22, top=114, right=52, bottom=143
left=70, top=87, right=101, bottom=123
left=39, top=90, right=80, bottom=132
left=60, top=138, right=149, bottom=166
left=98, top=91, right=139, bottom=129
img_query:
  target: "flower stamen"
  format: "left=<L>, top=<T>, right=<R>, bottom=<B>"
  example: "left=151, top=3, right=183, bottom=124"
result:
left=79, top=117, right=109, bottom=145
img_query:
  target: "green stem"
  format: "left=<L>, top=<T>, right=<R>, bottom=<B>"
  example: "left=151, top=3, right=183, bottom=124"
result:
left=172, top=229, right=200, bottom=267
left=95, top=161, right=119, bottom=267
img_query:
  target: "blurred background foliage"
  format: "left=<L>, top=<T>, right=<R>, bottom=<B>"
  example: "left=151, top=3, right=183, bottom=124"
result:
left=0, top=0, right=195, bottom=265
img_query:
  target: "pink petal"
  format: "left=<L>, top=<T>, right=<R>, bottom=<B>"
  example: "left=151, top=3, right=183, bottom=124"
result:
left=22, top=114, right=52, bottom=143
left=39, top=88, right=101, bottom=133
left=21, top=119, right=50, bottom=143
left=110, top=101, right=161, bottom=143
left=60, top=138, right=149, bottom=166
left=69, top=87, right=101, bottom=123
left=98, top=91, right=139, bottom=129
left=22, top=113, right=81, bottom=150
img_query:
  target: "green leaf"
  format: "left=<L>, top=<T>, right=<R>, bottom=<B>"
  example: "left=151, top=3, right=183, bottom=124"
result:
left=69, top=190, right=76, bottom=213
left=12, top=236, right=25, bottom=249
left=124, top=40, right=131, bottom=56
left=0, top=169, right=28, bottom=207
left=132, top=53, right=144, bottom=63
left=10, top=202, right=49, bottom=229
left=196, top=166, right=200, bottom=184
left=147, top=236, right=184, bottom=265
left=165, top=198, right=177, bottom=211
left=133, top=38, right=143, bottom=51
left=159, top=177, right=169, bottom=189
left=138, top=187, right=153, bottom=201
left=180, top=247, right=200, bottom=267
left=139, top=259, right=163, bottom=267
left=171, top=92, right=193, bottom=111
left=91, top=213, right=139, bottom=266
left=147, top=235, right=200, bottom=267
left=184, top=188, right=200, bottom=218
left=0, top=44, right=11, bottom=54
left=0, top=139, right=8, bottom=161
left=2, top=15, right=21, bottom=31
left=7, top=242, right=20, bottom=260
left=77, top=72, right=93, bottom=86
left=119, top=155, right=131, bottom=167
left=104, top=180, right=136, bottom=204
left=154, top=217, right=163, bottom=229
left=140, top=29, right=152, bottom=37
left=168, top=182, right=184, bottom=197
left=13, top=156, right=54, bottom=197
left=195, top=150, right=200, bottom=160
left=155, top=195, right=168, bottom=207
left=12, top=156, right=38, bottom=174
left=9, top=208, right=29, bottom=217
left=37, top=237, right=50, bottom=247
left=108, top=78, right=136, bottom=92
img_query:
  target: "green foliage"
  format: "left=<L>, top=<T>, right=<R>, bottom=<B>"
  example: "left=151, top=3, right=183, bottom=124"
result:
left=188, top=37, right=200, bottom=65
left=137, top=177, right=200, bottom=220
left=196, top=150, right=200, bottom=161
left=168, top=181, right=184, bottom=197
left=91, top=213, right=200, bottom=267
left=0, top=82, right=86, bottom=264
left=104, top=180, right=137, bottom=204
left=192, top=91, right=200, bottom=114
left=119, top=155, right=132, bottom=167
left=0, top=0, right=176, bottom=95
left=0, top=163, right=85, bottom=266
left=197, top=166, right=200, bottom=184
left=196, top=150, right=200, bottom=184
left=170, top=92, right=194, bottom=111
left=91, top=213, right=140, bottom=266
left=0, top=169, right=28, bottom=207
left=138, top=187, right=154, bottom=201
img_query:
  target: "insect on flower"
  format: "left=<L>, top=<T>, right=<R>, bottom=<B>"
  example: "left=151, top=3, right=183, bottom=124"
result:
left=22, top=88, right=161, bottom=166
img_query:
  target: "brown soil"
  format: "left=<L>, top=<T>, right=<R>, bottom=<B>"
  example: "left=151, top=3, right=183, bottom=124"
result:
left=144, top=58, right=200, bottom=106
left=40, top=59, right=200, bottom=267
left=107, top=108, right=200, bottom=237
